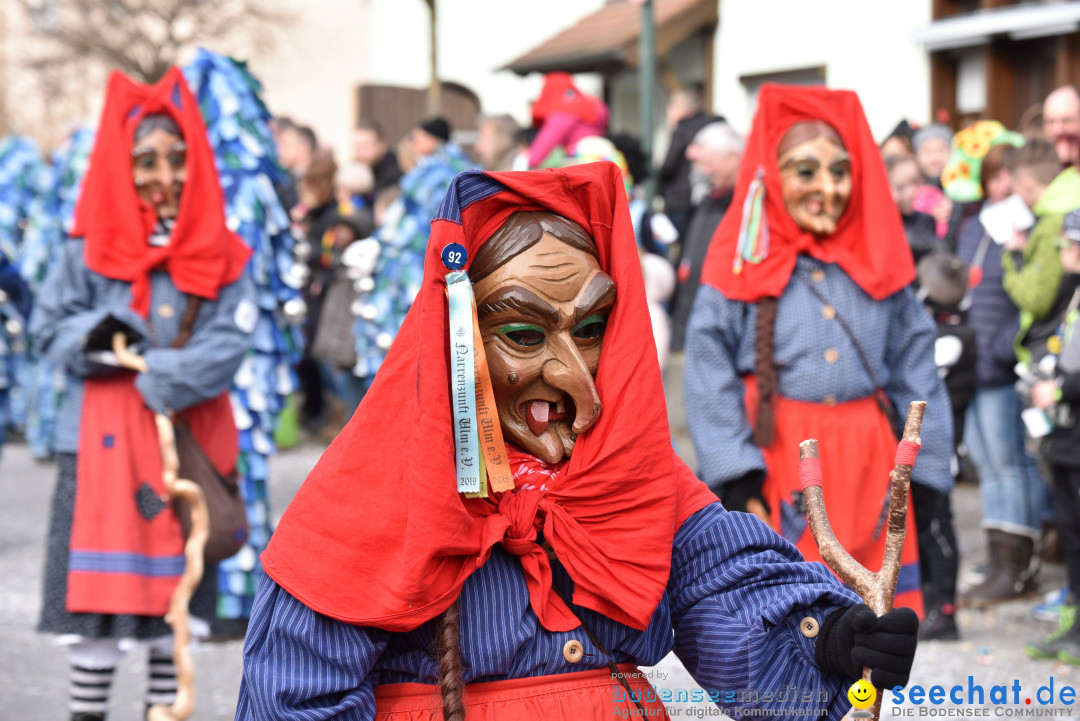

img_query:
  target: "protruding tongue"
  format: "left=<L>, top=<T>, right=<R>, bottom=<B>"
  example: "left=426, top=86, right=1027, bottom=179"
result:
left=525, top=400, right=550, bottom=436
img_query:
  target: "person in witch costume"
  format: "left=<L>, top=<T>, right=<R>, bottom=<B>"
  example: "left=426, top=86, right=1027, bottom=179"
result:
left=685, top=84, right=953, bottom=622
left=236, top=162, right=918, bottom=721
left=30, top=68, right=255, bottom=721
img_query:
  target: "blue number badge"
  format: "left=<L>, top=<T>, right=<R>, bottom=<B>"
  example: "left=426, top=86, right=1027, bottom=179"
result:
left=441, top=243, right=468, bottom=271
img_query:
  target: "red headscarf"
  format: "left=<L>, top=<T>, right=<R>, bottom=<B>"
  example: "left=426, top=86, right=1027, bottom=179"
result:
left=531, top=72, right=605, bottom=128
left=262, top=162, right=716, bottom=633
left=71, top=67, right=250, bottom=317
left=700, top=84, right=914, bottom=302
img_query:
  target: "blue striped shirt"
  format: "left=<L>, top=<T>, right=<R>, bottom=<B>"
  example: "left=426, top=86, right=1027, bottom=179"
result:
left=685, top=255, right=954, bottom=495
left=236, top=502, right=861, bottom=720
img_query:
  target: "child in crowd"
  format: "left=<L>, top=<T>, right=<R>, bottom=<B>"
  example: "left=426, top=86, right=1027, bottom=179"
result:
left=913, top=124, right=955, bottom=240
left=912, top=252, right=976, bottom=640
left=889, top=155, right=945, bottom=265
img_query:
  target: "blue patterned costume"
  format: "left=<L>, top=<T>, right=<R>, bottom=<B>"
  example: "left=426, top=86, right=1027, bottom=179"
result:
left=0, top=136, right=45, bottom=444
left=353, top=143, right=472, bottom=379
left=183, top=49, right=305, bottom=621
left=17, top=128, right=94, bottom=459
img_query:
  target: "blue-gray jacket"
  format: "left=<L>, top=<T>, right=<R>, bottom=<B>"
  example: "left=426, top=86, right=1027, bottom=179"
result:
left=29, top=239, right=256, bottom=454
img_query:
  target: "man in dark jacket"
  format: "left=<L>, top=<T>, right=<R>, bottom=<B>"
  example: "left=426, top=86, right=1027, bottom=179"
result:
left=670, top=120, right=742, bottom=351
left=657, top=87, right=723, bottom=241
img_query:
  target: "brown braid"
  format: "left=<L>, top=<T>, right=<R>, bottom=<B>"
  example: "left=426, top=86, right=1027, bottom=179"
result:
left=436, top=600, right=466, bottom=721
left=753, top=297, right=779, bottom=447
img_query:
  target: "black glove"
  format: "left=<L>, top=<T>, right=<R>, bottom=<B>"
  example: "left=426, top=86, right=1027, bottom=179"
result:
left=815, top=604, right=918, bottom=689
left=720, top=470, right=768, bottom=513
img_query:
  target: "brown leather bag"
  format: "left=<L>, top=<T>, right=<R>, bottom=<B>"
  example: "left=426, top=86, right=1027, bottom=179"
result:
left=173, top=419, right=250, bottom=564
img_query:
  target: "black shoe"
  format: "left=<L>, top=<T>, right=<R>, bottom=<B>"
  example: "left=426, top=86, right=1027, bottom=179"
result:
left=71, top=713, right=106, bottom=721
left=919, top=604, right=960, bottom=641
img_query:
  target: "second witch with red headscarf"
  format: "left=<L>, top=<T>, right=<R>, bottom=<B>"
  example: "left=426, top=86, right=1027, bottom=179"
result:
left=237, top=161, right=920, bottom=720
left=685, top=85, right=955, bottom=629
left=31, top=67, right=256, bottom=720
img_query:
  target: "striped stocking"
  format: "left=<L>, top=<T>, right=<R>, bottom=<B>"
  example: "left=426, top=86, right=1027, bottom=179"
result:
left=145, top=644, right=178, bottom=710
left=68, top=639, right=121, bottom=720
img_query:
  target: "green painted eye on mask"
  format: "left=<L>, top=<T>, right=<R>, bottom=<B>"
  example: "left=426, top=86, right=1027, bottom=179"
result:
left=496, top=323, right=546, bottom=347
left=572, top=313, right=607, bottom=340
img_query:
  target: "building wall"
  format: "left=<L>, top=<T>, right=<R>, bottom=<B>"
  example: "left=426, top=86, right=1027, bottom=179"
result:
left=0, top=1, right=109, bottom=146
left=247, top=0, right=608, bottom=161
left=711, top=0, right=933, bottom=140
left=1, top=0, right=934, bottom=159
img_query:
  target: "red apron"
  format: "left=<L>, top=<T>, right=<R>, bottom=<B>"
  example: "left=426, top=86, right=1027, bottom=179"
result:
left=746, top=378, right=924, bottom=617
left=67, top=374, right=237, bottom=616
left=374, top=664, right=669, bottom=721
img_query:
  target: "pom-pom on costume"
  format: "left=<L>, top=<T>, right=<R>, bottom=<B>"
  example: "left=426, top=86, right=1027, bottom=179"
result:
left=685, top=84, right=954, bottom=616
left=235, top=162, right=896, bottom=720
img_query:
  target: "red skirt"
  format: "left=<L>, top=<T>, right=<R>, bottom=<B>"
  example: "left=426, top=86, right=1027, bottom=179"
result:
left=374, top=664, right=670, bottom=720
left=746, top=379, right=923, bottom=617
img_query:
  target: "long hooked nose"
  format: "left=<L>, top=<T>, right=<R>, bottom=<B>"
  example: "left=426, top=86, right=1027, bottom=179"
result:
left=540, top=334, right=602, bottom=435
left=819, top=169, right=837, bottom=214
left=159, top=163, right=178, bottom=190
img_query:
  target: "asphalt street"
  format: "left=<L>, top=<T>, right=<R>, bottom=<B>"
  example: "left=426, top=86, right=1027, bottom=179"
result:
left=0, top=355, right=1072, bottom=718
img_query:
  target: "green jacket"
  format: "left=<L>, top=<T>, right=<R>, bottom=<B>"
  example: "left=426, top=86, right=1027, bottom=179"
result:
left=1006, top=167, right=1078, bottom=362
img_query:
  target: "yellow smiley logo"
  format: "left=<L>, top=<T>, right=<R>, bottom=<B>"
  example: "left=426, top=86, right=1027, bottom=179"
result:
left=848, top=679, right=877, bottom=709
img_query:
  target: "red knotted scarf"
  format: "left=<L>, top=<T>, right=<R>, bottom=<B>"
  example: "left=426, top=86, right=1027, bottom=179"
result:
left=262, top=162, right=716, bottom=632
left=71, top=67, right=250, bottom=317
left=700, top=84, right=914, bottom=302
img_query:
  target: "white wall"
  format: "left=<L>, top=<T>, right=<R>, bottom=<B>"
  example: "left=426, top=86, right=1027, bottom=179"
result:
left=431, top=0, right=605, bottom=123
left=2, top=0, right=935, bottom=162
left=243, top=0, right=370, bottom=162
left=712, top=0, right=932, bottom=141
left=247, top=0, right=607, bottom=162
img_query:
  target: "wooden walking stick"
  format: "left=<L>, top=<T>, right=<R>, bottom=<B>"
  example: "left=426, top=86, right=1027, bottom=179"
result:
left=113, top=333, right=209, bottom=721
left=799, top=401, right=926, bottom=721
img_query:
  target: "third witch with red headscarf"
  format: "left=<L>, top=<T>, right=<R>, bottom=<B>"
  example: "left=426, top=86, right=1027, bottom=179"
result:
left=685, top=85, right=954, bottom=630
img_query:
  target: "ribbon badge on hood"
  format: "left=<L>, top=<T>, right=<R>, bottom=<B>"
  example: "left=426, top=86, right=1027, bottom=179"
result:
left=442, top=243, right=514, bottom=498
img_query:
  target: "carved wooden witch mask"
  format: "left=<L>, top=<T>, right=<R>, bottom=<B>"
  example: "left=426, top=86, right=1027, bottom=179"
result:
left=469, top=211, right=616, bottom=464
left=777, top=121, right=852, bottom=237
